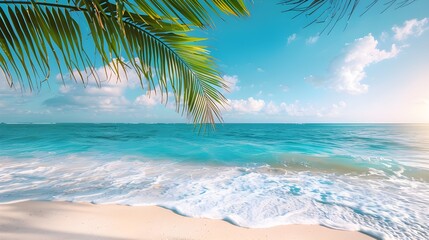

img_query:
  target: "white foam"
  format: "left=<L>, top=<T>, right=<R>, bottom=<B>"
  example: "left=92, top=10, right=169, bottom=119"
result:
left=0, top=155, right=428, bottom=240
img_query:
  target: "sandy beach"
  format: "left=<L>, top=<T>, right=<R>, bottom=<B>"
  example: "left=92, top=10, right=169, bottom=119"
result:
left=0, top=201, right=373, bottom=240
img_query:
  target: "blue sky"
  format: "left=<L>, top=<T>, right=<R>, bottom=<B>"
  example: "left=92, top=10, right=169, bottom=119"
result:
left=1, top=1, right=429, bottom=123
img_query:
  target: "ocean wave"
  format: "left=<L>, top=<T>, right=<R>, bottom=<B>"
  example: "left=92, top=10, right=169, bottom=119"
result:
left=0, top=154, right=428, bottom=240
left=272, top=153, right=429, bottom=181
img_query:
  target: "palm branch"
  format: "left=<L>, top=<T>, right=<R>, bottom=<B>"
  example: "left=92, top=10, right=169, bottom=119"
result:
left=280, top=0, right=417, bottom=34
left=0, top=0, right=249, bottom=127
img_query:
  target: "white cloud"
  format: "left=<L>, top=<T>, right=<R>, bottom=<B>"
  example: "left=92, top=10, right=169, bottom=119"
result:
left=306, top=19, right=428, bottom=95
left=279, top=101, right=346, bottom=117
left=225, top=97, right=346, bottom=117
left=307, top=34, right=399, bottom=94
left=279, top=101, right=312, bottom=117
left=226, top=97, right=265, bottom=114
left=392, top=18, right=428, bottom=41
left=266, top=101, right=280, bottom=115
left=58, top=59, right=139, bottom=90
left=45, top=60, right=141, bottom=111
left=256, top=68, right=265, bottom=73
left=46, top=60, right=192, bottom=112
left=287, top=33, right=297, bottom=44
left=134, top=88, right=164, bottom=107
left=223, top=75, right=240, bottom=93
left=332, top=34, right=399, bottom=94
left=306, top=35, right=319, bottom=45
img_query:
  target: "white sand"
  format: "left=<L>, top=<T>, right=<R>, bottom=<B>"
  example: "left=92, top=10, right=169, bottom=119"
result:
left=0, top=201, right=373, bottom=240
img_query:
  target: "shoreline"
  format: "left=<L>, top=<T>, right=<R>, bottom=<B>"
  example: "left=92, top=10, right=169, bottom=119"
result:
left=0, top=200, right=374, bottom=240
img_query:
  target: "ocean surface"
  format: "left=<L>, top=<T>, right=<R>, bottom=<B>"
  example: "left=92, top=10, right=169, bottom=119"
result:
left=0, top=123, right=428, bottom=239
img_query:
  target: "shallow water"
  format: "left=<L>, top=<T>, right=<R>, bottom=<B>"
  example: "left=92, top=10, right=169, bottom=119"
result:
left=0, top=124, right=428, bottom=239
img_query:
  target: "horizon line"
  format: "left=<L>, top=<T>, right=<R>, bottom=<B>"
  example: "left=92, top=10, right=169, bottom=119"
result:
left=1, top=122, right=429, bottom=125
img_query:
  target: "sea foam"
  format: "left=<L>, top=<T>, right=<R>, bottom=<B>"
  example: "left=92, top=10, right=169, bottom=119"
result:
left=0, top=154, right=427, bottom=240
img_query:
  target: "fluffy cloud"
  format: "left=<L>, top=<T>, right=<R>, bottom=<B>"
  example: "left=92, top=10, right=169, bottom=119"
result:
left=226, top=97, right=265, bottom=114
left=225, top=97, right=346, bottom=117
left=134, top=88, right=164, bottom=107
left=287, top=33, right=297, bottom=44
left=278, top=101, right=346, bottom=117
left=392, top=18, right=428, bottom=41
left=223, top=75, right=240, bottom=93
left=331, top=34, right=398, bottom=94
left=43, top=59, right=194, bottom=114
left=306, top=18, right=429, bottom=95
left=306, top=35, right=319, bottom=45
left=265, top=101, right=280, bottom=115
left=279, top=101, right=311, bottom=116
left=44, top=62, right=136, bottom=111
left=307, top=34, right=399, bottom=94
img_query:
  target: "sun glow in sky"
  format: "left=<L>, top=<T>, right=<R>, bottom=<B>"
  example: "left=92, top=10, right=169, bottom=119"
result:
left=0, top=1, right=428, bottom=123
left=424, top=99, right=429, bottom=118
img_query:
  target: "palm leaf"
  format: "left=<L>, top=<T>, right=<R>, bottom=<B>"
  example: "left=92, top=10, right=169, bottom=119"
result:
left=280, top=0, right=417, bottom=34
left=0, top=0, right=249, bottom=129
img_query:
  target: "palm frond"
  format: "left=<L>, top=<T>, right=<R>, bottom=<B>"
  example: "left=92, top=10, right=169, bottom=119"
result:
left=280, top=0, right=417, bottom=34
left=127, top=0, right=249, bottom=28
left=0, top=0, right=250, bottom=128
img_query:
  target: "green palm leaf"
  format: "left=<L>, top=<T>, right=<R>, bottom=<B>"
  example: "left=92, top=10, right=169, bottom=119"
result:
left=0, top=0, right=249, bottom=128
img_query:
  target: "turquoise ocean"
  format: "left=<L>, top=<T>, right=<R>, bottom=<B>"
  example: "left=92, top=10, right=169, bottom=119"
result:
left=0, top=124, right=428, bottom=239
